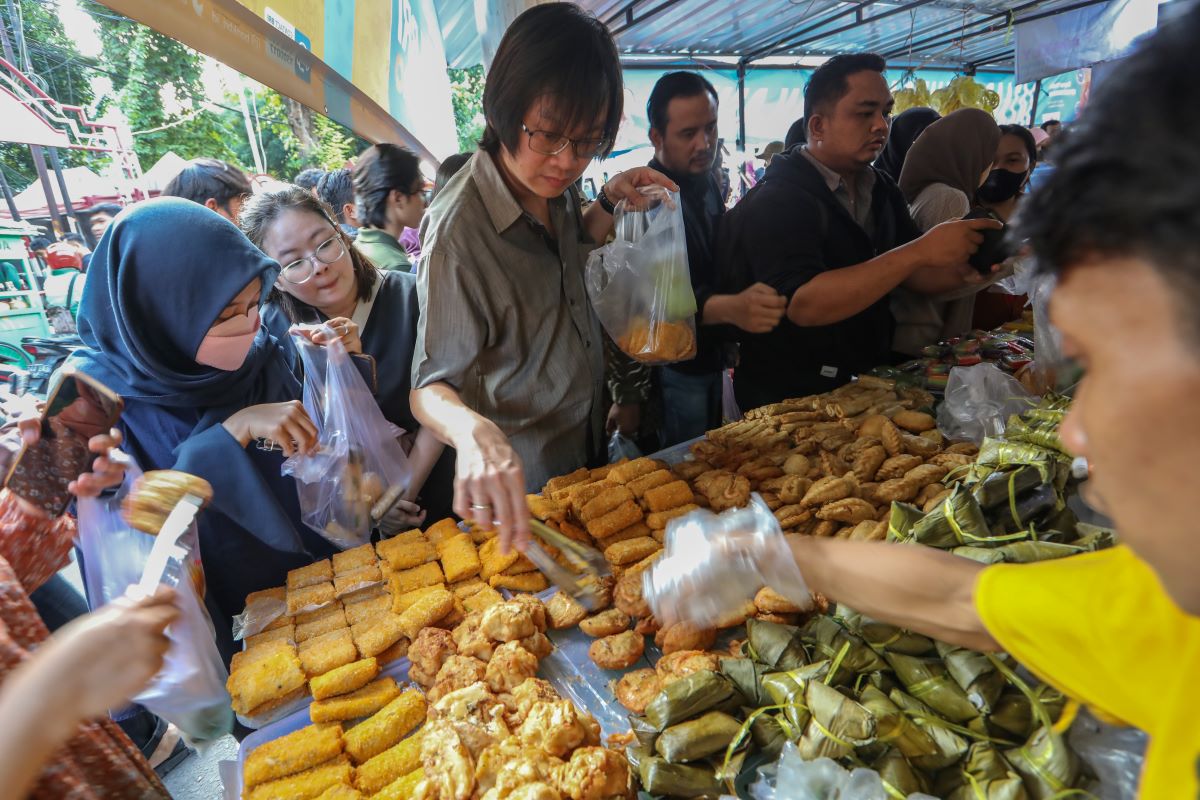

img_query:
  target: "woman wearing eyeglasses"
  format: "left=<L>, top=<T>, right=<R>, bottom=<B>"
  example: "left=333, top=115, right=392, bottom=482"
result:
left=350, top=143, right=427, bottom=273
left=243, top=186, right=452, bottom=528
left=410, top=3, right=677, bottom=552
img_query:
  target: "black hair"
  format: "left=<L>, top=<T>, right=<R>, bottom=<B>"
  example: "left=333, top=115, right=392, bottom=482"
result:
left=316, top=168, right=355, bottom=225
left=83, top=202, right=122, bottom=218
left=997, top=124, right=1038, bottom=168
left=29, top=237, right=50, bottom=251
left=1039, top=120, right=1062, bottom=131
left=432, top=153, right=472, bottom=202
left=1018, top=3, right=1200, bottom=340
left=63, top=232, right=85, bottom=245
left=646, top=71, right=718, bottom=134
left=239, top=184, right=377, bottom=323
left=480, top=3, right=622, bottom=159
left=162, top=158, right=252, bottom=212
left=293, top=168, right=325, bottom=190
left=803, top=53, right=887, bottom=129
left=352, top=144, right=422, bottom=230
left=784, top=117, right=807, bottom=149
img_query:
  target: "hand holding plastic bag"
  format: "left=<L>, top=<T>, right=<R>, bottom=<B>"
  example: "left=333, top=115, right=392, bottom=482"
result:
left=586, top=185, right=698, bottom=364
left=643, top=494, right=811, bottom=628
left=935, top=363, right=1035, bottom=443
left=282, top=325, right=411, bottom=548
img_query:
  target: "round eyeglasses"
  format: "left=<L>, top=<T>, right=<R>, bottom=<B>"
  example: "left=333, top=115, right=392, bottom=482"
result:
left=280, top=233, right=345, bottom=284
left=521, top=123, right=609, bottom=160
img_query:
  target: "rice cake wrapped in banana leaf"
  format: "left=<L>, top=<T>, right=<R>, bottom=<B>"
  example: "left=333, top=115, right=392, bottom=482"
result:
left=952, top=546, right=1009, bottom=564
left=889, top=689, right=969, bottom=770
left=720, top=657, right=771, bottom=707
left=991, top=484, right=1059, bottom=535
left=858, top=685, right=938, bottom=762
left=745, top=618, right=808, bottom=671
left=988, top=686, right=1066, bottom=740
left=990, top=541, right=1085, bottom=564
left=1005, top=726, right=1082, bottom=799
left=872, top=747, right=930, bottom=797
left=749, top=713, right=788, bottom=760
left=655, top=710, right=743, bottom=763
left=906, top=485, right=995, bottom=549
left=1073, top=523, right=1116, bottom=552
left=639, top=756, right=724, bottom=798
left=761, top=662, right=833, bottom=730
left=796, top=681, right=876, bottom=761
left=973, top=439, right=1061, bottom=483
left=945, top=742, right=1030, bottom=800
left=801, top=616, right=886, bottom=680
left=643, top=670, right=739, bottom=731
left=935, top=642, right=1007, bottom=715
left=835, top=606, right=934, bottom=656
left=972, top=466, right=1043, bottom=510
left=886, top=652, right=980, bottom=723
left=885, top=502, right=926, bottom=544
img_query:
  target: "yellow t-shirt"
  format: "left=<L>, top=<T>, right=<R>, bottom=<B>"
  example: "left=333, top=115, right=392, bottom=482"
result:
left=975, top=545, right=1200, bottom=799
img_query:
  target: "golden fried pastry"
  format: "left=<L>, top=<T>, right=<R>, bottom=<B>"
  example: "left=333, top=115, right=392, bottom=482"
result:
left=816, top=497, right=877, bottom=524
left=527, top=493, right=568, bottom=523
left=332, top=544, right=377, bottom=575
left=614, top=571, right=650, bottom=618
left=614, top=668, right=662, bottom=714
left=344, top=689, right=427, bottom=764
left=579, top=485, right=634, bottom=523
left=633, top=615, right=661, bottom=636
left=626, top=469, right=675, bottom=500
left=594, top=523, right=652, bottom=547
left=657, top=622, right=716, bottom=655
left=641, top=480, right=694, bottom=513
left=646, top=504, right=699, bottom=531
left=754, top=587, right=804, bottom=614
left=714, top=600, right=757, bottom=630
left=602, top=536, right=660, bottom=567
left=655, top=650, right=721, bottom=684
left=510, top=594, right=548, bottom=633
left=607, top=457, right=660, bottom=485
left=578, top=608, right=630, bottom=638
left=408, top=627, right=458, bottom=680
left=448, top=578, right=487, bottom=598
left=478, top=537, right=522, bottom=581
left=376, top=535, right=438, bottom=571
left=429, top=655, right=489, bottom=703
left=396, top=587, right=455, bottom=640
left=892, top=410, right=936, bottom=433
left=288, top=582, right=336, bottom=616
left=295, top=605, right=348, bottom=644
left=552, top=746, right=630, bottom=800
left=243, top=755, right=352, bottom=800
left=332, top=564, right=382, bottom=599
left=388, top=562, right=446, bottom=598
left=372, top=770, right=423, bottom=800
left=485, top=641, right=540, bottom=694
left=298, top=628, right=358, bottom=678
left=310, top=657, right=379, bottom=701
left=545, top=591, right=588, bottom=630
left=518, top=701, right=601, bottom=758
left=121, top=470, right=214, bottom=535
left=245, top=623, right=295, bottom=651
left=392, top=584, right=447, bottom=616
left=756, top=612, right=800, bottom=625
left=243, top=722, right=344, bottom=788
left=416, top=719, right=475, bottom=800
left=463, top=585, right=505, bottom=614
left=480, top=601, right=536, bottom=642
left=508, top=678, right=560, bottom=727
left=488, top=572, right=550, bottom=593
left=310, top=676, right=401, bottom=723
left=344, top=594, right=392, bottom=627
left=351, top=613, right=407, bottom=659
left=452, top=613, right=495, bottom=661
left=544, top=467, right=591, bottom=495
left=588, top=630, right=645, bottom=670
left=377, top=638, right=410, bottom=665
left=518, top=631, right=553, bottom=660
left=422, top=517, right=462, bottom=545
left=475, top=736, right=560, bottom=800
left=227, top=640, right=306, bottom=716
left=585, top=500, right=644, bottom=540
left=353, top=731, right=424, bottom=795
left=437, top=533, right=482, bottom=583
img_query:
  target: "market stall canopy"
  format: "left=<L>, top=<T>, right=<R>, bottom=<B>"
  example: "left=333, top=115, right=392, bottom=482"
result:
left=141, top=152, right=191, bottom=193
left=2, top=167, right=121, bottom=220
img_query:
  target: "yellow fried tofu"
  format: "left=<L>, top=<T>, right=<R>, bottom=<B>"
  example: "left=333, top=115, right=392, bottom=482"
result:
left=373, top=768, right=424, bottom=800
left=332, top=544, right=378, bottom=575
left=448, top=578, right=486, bottom=599
left=288, top=560, right=333, bottom=591
left=526, top=494, right=567, bottom=523
left=353, top=613, right=406, bottom=658
left=377, top=529, right=425, bottom=551
left=227, top=640, right=306, bottom=716
left=243, top=722, right=343, bottom=788
left=376, top=637, right=410, bottom=665
left=315, top=784, right=364, bottom=800
left=488, top=572, right=550, bottom=593
left=289, top=582, right=336, bottom=616
left=375, top=536, right=437, bottom=571
left=295, top=606, right=348, bottom=644
left=310, top=676, right=401, bottom=723
left=354, top=731, right=425, bottom=795
left=423, top=518, right=462, bottom=545
left=345, top=594, right=392, bottom=626
left=462, top=585, right=504, bottom=614
left=436, top=597, right=467, bottom=630
left=245, top=623, right=295, bottom=651
left=468, top=524, right=498, bottom=544
left=603, top=536, right=661, bottom=566
left=343, top=690, right=426, bottom=764
left=310, top=657, right=380, bottom=701
left=245, top=755, right=353, bottom=800
left=333, top=564, right=383, bottom=598
left=388, top=562, right=445, bottom=596
left=298, top=628, right=358, bottom=678
left=436, top=534, right=481, bottom=583
left=501, top=553, right=538, bottom=575
left=392, top=583, right=447, bottom=615
left=396, top=588, right=455, bottom=640
left=478, top=537, right=520, bottom=581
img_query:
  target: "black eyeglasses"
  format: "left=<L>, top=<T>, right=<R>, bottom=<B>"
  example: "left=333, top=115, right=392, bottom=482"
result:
left=280, top=233, right=345, bottom=284
left=521, top=124, right=609, bottom=160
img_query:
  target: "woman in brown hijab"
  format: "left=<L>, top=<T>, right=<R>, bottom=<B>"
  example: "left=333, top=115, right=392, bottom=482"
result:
left=891, top=108, right=1001, bottom=357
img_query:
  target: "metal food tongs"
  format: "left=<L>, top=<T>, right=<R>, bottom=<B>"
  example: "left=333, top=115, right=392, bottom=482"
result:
left=523, top=519, right=612, bottom=611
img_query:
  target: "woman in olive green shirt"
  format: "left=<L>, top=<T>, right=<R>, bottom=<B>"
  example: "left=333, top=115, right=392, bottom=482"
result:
left=351, top=143, right=427, bottom=272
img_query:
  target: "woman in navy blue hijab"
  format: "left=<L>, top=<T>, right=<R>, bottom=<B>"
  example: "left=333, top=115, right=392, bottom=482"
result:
left=70, top=197, right=336, bottom=660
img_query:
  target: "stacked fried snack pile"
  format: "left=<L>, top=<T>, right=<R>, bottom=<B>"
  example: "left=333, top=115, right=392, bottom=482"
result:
left=227, top=518, right=551, bottom=720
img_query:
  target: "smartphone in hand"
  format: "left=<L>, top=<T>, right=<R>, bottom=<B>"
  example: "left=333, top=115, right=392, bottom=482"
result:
left=5, top=367, right=124, bottom=517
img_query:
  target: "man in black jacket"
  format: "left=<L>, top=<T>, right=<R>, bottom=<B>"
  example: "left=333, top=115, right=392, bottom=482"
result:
left=720, top=54, right=1000, bottom=410
left=646, top=71, right=788, bottom=444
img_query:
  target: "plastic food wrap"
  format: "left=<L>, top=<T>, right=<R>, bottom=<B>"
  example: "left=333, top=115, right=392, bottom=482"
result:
left=586, top=185, right=698, bottom=364
left=935, top=363, right=1035, bottom=443
left=282, top=326, right=411, bottom=547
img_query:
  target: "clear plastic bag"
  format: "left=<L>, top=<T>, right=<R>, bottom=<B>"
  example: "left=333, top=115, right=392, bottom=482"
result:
left=935, top=363, right=1035, bottom=443
left=643, top=494, right=811, bottom=628
left=282, top=326, right=411, bottom=548
left=1068, top=709, right=1146, bottom=800
left=608, top=431, right=642, bottom=464
left=749, top=742, right=937, bottom=800
left=586, top=185, right=698, bottom=365
left=77, top=466, right=234, bottom=746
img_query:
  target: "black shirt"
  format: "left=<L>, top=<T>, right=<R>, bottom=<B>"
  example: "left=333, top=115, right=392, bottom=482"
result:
left=719, top=150, right=921, bottom=409
left=648, top=157, right=727, bottom=375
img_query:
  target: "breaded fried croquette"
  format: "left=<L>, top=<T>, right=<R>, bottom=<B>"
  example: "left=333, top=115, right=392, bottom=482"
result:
left=436, top=533, right=481, bottom=583
left=243, top=722, right=343, bottom=787
left=343, top=689, right=427, bottom=764
left=287, top=560, right=333, bottom=591
left=310, top=657, right=379, bottom=701
left=310, top=676, right=401, bottom=723
left=642, top=480, right=695, bottom=513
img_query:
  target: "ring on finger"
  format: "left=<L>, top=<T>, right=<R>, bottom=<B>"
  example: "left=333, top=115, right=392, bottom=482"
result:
left=470, top=503, right=492, bottom=511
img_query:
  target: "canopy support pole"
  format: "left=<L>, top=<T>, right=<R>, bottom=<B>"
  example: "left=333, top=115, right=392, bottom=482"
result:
left=47, top=148, right=79, bottom=233
left=737, top=60, right=747, bottom=153
left=0, top=170, right=19, bottom=221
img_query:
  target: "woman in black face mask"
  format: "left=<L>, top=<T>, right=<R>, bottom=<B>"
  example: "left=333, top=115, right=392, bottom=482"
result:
left=976, top=124, right=1038, bottom=221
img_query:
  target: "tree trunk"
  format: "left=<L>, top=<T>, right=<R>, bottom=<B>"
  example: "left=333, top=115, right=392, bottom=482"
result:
left=284, top=97, right=318, bottom=166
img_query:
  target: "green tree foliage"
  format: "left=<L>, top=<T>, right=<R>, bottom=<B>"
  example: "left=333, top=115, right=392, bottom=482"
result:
left=448, top=65, right=484, bottom=153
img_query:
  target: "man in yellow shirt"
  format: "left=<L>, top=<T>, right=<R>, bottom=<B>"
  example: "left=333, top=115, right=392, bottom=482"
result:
left=651, top=9, right=1200, bottom=797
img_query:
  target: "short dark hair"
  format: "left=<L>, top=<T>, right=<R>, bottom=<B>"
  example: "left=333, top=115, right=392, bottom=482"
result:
left=432, top=153, right=472, bottom=202
left=998, top=124, right=1038, bottom=168
left=784, top=117, right=807, bottom=149
left=29, top=237, right=50, bottom=251
left=1018, top=4, right=1200, bottom=340
left=63, top=232, right=85, bottom=245
left=1040, top=120, right=1062, bottom=131
left=293, top=168, right=325, bottom=190
left=647, top=71, right=718, bottom=134
left=352, top=144, right=421, bottom=230
left=162, top=158, right=252, bottom=212
left=804, top=53, right=887, bottom=129
left=480, top=3, right=622, bottom=159
left=316, top=169, right=355, bottom=225
left=239, top=184, right=377, bottom=323
left=83, top=202, right=122, bottom=218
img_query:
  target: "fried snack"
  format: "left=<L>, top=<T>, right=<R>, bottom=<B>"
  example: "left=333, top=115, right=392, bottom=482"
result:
left=602, top=536, right=660, bottom=567
left=355, top=731, right=425, bottom=795
left=288, top=560, right=334, bottom=591
left=428, top=655, right=489, bottom=704
left=121, top=470, right=214, bottom=534
left=595, top=523, right=652, bottom=547
left=448, top=578, right=487, bottom=599
left=928, top=452, right=973, bottom=469
left=588, top=630, right=645, bottom=670
left=478, top=537, right=522, bottom=581
left=658, top=622, right=716, bottom=655
left=415, top=518, right=456, bottom=545
left=585, top=500, right=644, bottom=540
left=714, top=600, right=757, bottom=629
left=332, top=564, right=382, bottom=598
left=944, top=441, right=979, bottom=456
left=396, top=588, right=455, bottom=640
left=481, top=601, right=536, bottom=642
left=295, top=605, right=348, bottom=643
left=501, top=552, right=539, bottom=576
left=485, top=640, right=540, bottom=694
left=244, top=722, right=344, bottom=788
left=545, top=591, right=588, bottom=630
left=489, top=572, right=550, bottom=592
left=227, top=640, right=306, bottom=716
left=388, top=562, right=445, bottom=597
left=344, top=689, right=428, bottom=764
left=392, top=583, right=446, bottom=615
left=432, top=533, right=480, bottom=584
left=408, top=628, right=457, bottom=682
left=373, top=768, right=424, bottom=800
left=774, top=504, right=812, bottom=530
left=606, top=457, right=659, bottom=485
left=352, top=612, right=408, bottom=659
left=703, top=473, right=753, bottom=512
left=298, top=628, right=358, bottom=678
left=311, top=676, right=401, bottom=723
left=309, top=657, right=380, bottom=701
left=314, top=785, right=363, bottom=800
left=376, top=536, right=437, bottom=571
left=850, top=445, right=888, bottom=483
left=876, top=454, right=924, bottom=481
left=816, top=497, right=878, bottom=524
left=518, top=700, right=601, bottom=758
left=554, top=746, right=630, bottom=800
left=757, top=612, right=801, bottom=625
left=578, top=608, right=631, bottom=638
left=332, top=544, right=377, bottom=575
left=463, top=585, right=505, bottom=614
left=614, top=571, right=650, bottom=618
left=545, top=467, right=592, bottom=495
left=672, top=460, right=712, bottom=482
left=246, top=623, right=295, bottom=651
left=892, top=410, right=936, bottom=432
left=527, top=494, right=567, bottom=523
left=880, top=418, right=905, bottom=456
left=244, top=755, right=353, bottom=800
left=288, top=581, right=336, bottom=616
left=904, top=462, right=949, bottom=488
left=655, top=650, right=721, bottom=684
left=646, top=504, right=699, bottom=531
left=243, top=586, right=288, bottom=634
left=627, top=469, right=675, bottom=500
left=800, top=476, right=852, bottom=508
left=579, top=485, right=635, bottom=523
left=812, top=519, right=840, bottom=537
left=754, top=587, right=803, bottom=614
left=344, top=594, right=392, bottom=626
left=642, top=480, right=695, bottom=513
left=614, top=668, right=662, bottom=714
